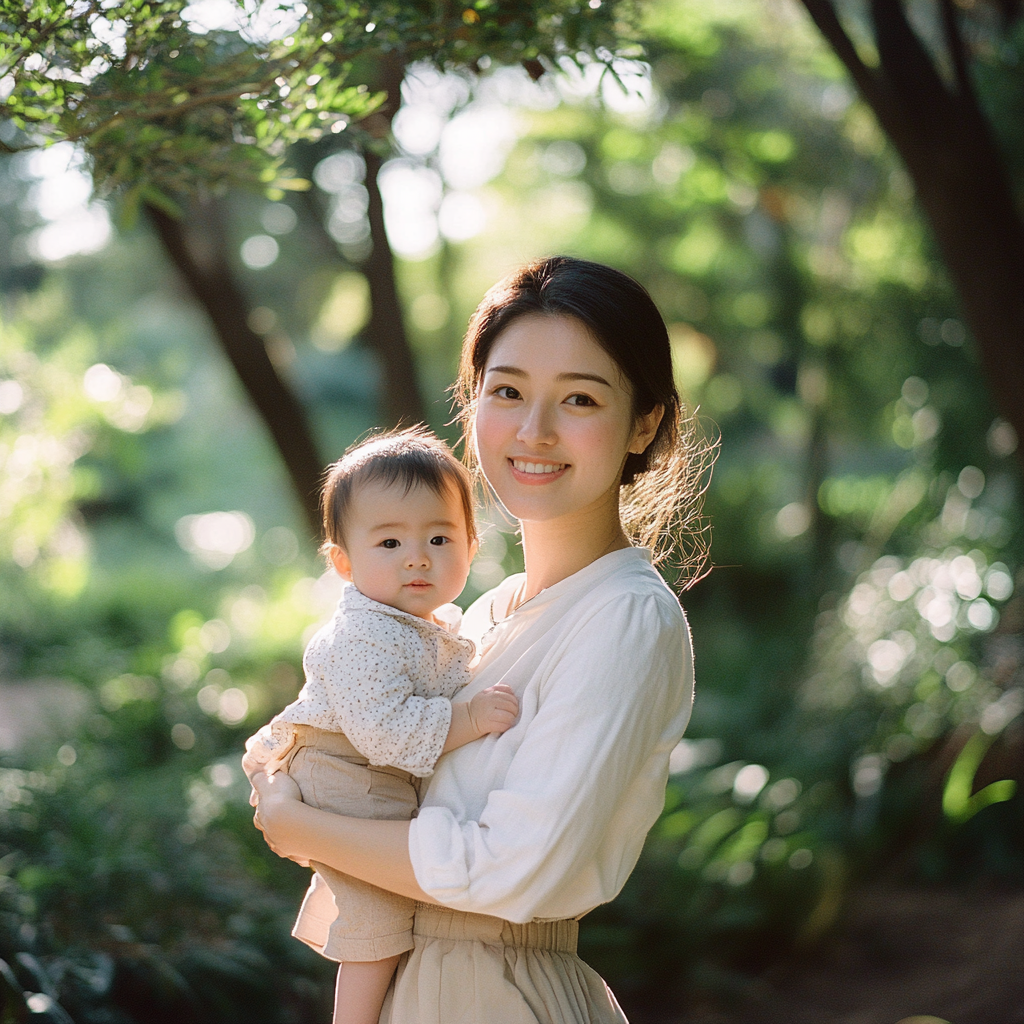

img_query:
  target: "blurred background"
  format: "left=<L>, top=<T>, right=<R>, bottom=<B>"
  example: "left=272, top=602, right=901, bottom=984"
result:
left=1, top=1, right=1021, bottom=1021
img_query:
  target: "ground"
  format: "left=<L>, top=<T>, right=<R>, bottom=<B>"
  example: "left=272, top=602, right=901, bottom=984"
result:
left=630, top=884, right=1024, bottom=1024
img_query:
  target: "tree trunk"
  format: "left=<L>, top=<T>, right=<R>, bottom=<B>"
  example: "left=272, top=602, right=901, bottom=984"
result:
left=798, top=0, right=1024, bottom=459
left=290, top=129, right=426, bottom=428
left=362, top=148, right=426, bottom=427
left=361, top=54, right=426, bottom=428
left=148, top=201, right=325, bottom=539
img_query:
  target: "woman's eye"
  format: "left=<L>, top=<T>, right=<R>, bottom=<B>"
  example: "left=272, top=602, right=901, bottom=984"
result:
left=494, top=385, right=521, bottom=400
left=429, top=535, right=449, bottom=546
left=380, top=539, right=400, bottom=549
left=566, top=393, right=596, bottom=407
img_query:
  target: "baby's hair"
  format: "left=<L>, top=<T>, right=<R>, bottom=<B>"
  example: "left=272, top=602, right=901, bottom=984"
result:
left=455, top=255, right=716, bottom=584
left=320, top=426, right=477, bottom=555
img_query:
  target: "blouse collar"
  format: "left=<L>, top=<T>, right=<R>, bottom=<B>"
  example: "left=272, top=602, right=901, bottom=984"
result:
left=490, top=546, right=653, bottom=624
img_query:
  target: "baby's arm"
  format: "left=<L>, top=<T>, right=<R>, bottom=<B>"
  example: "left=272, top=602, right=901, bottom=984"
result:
left=441, top=684, right=519, bottom=754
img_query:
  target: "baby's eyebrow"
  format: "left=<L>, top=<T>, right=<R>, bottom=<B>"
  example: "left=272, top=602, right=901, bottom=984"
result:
left=368, top=520, right=460, bottom=531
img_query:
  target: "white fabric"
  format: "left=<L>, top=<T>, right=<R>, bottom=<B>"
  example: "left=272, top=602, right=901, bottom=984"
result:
left=409, top=547, right=693, bottom=923
left=244, top=584, right=474, bottom=778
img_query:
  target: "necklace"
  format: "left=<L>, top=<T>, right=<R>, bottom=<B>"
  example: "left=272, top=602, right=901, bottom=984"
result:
left=489, top=579, right=528, bottom=626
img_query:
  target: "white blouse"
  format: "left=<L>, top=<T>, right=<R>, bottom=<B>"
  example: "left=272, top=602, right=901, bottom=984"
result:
left=409, top=547, right=694, bottom=924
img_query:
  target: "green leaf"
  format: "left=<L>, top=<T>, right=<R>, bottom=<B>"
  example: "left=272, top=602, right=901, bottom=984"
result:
left=943, top=732, right=1017, bottom=824
left=140, top=184, right=183, bottom=219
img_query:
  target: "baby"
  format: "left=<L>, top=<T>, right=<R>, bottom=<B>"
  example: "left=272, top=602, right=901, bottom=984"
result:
left=243, top=427, right=518, bottom=1024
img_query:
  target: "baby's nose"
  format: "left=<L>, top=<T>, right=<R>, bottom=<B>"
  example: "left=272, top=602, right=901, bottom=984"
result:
left=406, top=547, right=430, bottom=568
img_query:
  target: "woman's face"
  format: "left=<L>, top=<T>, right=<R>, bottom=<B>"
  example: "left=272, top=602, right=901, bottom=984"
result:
left=474, top=314, right=652, bottom=526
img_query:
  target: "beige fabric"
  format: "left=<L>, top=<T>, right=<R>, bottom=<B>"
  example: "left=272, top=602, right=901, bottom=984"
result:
left=285, top=727, right=419, bottom=962
left=379, top=904, right=628, bottom=1024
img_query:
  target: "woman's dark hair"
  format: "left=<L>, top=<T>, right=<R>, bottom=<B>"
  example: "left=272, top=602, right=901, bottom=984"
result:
left=455, top=256, right=715, bottom=581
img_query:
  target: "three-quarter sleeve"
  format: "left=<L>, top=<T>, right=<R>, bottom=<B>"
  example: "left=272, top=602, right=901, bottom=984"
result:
left=306, top=634, right=454, bottom=777
left=409, top=588, right=692, bottom=921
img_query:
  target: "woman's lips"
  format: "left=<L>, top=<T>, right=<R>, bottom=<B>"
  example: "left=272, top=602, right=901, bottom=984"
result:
left=508, top=458, right=568, bottom=483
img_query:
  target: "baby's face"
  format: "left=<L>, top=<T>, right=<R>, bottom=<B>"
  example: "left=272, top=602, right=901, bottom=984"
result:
left=332, top=478, right=476, bottom=619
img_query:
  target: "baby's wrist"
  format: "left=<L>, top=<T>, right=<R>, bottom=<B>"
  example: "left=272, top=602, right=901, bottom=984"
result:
left=464, top=698, right=483, bottom=737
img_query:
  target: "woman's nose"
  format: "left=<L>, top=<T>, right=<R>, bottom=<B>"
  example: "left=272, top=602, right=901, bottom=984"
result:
left=516, top=402, right=557, bottom=446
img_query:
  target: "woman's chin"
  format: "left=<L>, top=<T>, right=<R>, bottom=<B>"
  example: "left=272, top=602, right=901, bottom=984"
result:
left=495, top=492, right=579, bottom=524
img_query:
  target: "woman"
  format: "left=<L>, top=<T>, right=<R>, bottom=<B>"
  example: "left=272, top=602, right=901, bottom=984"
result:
left=252, top=256, right=711, bottom=1023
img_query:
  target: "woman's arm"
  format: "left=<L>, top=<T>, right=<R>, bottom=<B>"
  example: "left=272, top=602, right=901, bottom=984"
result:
left=251, top=771, right=441, bottom=904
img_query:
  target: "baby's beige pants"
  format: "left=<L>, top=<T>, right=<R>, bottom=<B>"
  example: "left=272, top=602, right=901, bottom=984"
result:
left=281, top=725, right=419, bottom=962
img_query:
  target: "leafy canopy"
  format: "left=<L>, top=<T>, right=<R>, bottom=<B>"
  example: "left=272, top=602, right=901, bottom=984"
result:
left=1, top=0, right=636, bottom=215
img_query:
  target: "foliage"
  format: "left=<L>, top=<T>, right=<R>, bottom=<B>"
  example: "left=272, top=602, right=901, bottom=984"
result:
left=0, top=0, right=634, bottom=208
left=0, top=582, right=343, bottom=1022
left=0, top=0, right=1021, bottom=1018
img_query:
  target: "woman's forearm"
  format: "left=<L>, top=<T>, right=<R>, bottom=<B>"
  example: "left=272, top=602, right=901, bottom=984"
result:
left=261, top=792, right=439, bottom=905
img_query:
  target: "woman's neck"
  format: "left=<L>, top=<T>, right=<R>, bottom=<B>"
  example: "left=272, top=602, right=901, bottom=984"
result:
left=519, top=496, right=630, bottom=601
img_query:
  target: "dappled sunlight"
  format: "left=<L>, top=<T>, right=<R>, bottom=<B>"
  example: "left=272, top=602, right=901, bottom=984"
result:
left=10, top=143, right=112, bottom=263
left=175, top=511, right=256, bottom=569
left=1, top=0, right=1021, bottom=1019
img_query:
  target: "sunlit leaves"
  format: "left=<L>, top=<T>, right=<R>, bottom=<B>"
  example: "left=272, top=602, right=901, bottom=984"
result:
left=1, top=0, right=638, bottom=203
left=0, top=284, right=180, bottom=596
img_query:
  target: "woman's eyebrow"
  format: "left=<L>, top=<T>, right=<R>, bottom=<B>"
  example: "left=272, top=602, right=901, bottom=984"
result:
left=556, top=371, right=612, bottom=387
left=484, top=365, right=612, bottom=387
left=484, top=364, right=527, bottom=377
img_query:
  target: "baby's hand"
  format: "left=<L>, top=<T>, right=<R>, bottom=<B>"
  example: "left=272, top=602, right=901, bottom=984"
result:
left=467, top=683, right=519, bottom=737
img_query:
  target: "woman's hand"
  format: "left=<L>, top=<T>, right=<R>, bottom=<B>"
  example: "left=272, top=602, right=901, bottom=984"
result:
left=250, top=770, right=310, bottom=866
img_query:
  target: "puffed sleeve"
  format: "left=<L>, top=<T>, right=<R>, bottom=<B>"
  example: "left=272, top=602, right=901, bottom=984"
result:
left=242, top=720, right=296, bottom=780
left=408, top=589, right=692, bottom=921
left=313, top=633, right=454, bottom=778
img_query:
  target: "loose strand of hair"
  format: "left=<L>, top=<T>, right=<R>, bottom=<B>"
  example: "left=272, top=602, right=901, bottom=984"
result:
left=620, top=407, right=719, bottom=587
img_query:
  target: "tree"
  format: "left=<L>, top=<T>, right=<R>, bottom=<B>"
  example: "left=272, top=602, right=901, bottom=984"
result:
left=1, top=0, right=635, bottom=531
left=797, top=0, right=1024, bottom=457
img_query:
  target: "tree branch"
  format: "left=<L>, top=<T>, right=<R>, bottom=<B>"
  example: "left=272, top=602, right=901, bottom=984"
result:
left=0, top=1, right=102, bottom=77
left=359, top=52, right=426, bottom=428
left=938, top=0, right=979, bottom=108
left=148, top=201, right=326, bottom=539
left=58, top=87, right=261, bottom=144
left=797, top=0, right=889, bottom=114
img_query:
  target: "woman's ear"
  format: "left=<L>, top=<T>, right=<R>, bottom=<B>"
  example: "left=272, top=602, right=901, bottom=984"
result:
left=630, top=403, right=665, bottom=455
left=328, top=544, right=353, bottom=581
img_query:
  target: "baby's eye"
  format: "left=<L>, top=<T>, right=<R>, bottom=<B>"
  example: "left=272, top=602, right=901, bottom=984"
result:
left=565, top=393, right=597, bottom=407
left=380, top=538, right=400, bottom=549
left=494, top=385, right=521, bottom=400
left=429, top=535, right=450, bottom=546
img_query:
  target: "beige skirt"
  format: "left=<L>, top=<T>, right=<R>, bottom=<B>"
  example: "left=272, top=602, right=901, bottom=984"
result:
left=378, top=903, right=628, bottom=1024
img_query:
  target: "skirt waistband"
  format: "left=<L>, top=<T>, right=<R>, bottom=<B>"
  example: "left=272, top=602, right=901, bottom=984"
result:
left=413, top=903, right=578, bottom=953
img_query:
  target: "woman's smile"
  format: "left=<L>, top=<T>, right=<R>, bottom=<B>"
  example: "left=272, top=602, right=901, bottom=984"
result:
left=509, top=458, right=569, bottom=482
